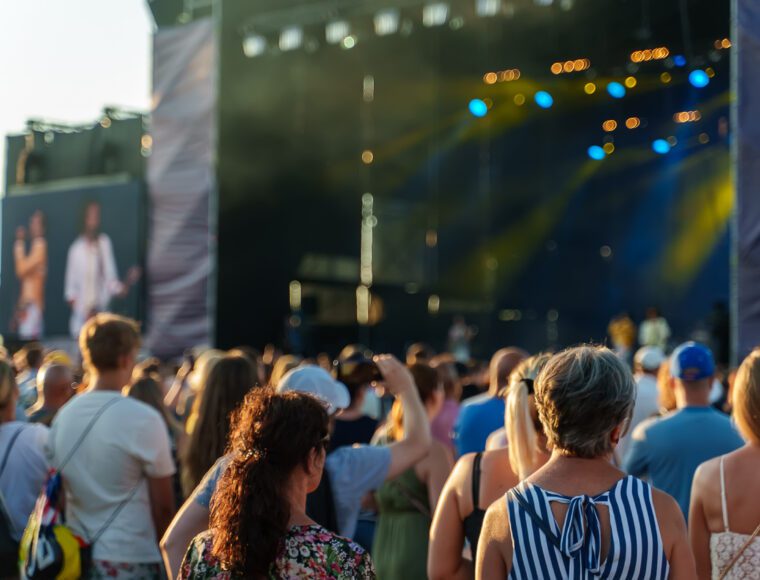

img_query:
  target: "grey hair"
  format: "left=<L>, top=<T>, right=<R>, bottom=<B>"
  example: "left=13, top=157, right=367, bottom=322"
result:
left=535, top=346, right=635, bottom=458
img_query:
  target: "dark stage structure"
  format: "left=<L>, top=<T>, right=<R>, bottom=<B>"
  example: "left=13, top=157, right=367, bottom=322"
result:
left=210, top=0, right=732, bottom=356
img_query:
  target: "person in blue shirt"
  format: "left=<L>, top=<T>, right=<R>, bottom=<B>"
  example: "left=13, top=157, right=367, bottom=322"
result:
left=453, top=347, right=527, bottom=456
left=623, top=342, right=744, bottom=519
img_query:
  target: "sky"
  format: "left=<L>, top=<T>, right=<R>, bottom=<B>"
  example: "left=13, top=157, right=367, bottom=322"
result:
left=0, top=0, right=153, bottom=193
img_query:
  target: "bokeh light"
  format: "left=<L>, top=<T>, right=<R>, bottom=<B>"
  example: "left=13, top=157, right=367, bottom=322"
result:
left=652, top=139, right=671, bottom=154
left=513, top=93, right=526, bottom=106
left=674, top=55, right=687, bottom=67
left=534, top=91, right=554, bottom=109
left=603, top=142, right=615, bottom=154
left=624, top=76, right=637, bottom=88
left=469, top=98, right=488, bottom=117
left=625, top=117, right=641, bottom=129
left=689, top=69, right=710, bottom=88
left=588, top=145, right=606, bottom=160
left=660, top=72, right=672, bottom=84
left=607, top=82, right=626, bottom=98
left=584, top=82, right=597, bottom=95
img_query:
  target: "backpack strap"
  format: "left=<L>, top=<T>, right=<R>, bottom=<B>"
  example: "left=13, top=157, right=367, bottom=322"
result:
left=87, top=481, right=142, bottom=545
left=0, top=426, right=25, bottom=479
left=57, top=396, right=123, bottom=472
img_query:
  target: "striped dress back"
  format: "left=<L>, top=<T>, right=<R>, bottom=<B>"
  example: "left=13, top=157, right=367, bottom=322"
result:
left=507, top=475, right=669, bottom=579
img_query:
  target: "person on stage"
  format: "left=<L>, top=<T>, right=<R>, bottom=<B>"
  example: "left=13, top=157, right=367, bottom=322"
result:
left=64, top=201, right=139, bottom=339
left=13, top=210, right=47, bottom=339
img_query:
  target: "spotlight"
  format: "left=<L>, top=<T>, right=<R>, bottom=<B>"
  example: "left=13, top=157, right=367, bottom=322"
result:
left=534, top=91, right=554, bottom=108
left=588, top=145, right=606, bottom=160
left=476, top=0, right=501, bottom=17
left=606, top=82, right=626, bottom=99
left=242, top=34, right=266, bottom=57
left=279, top=27, right=303, bottom=51
left=469, top=99, right=488, bottom=117
left=652, top=139, right=671, bottom=154
left=374, top=10, right=400, bottom=35
left=326, top=21, right=350, bottom=44
left=689, top=69, right=710, bottom=88
left=342, top=35, right=357, bottom=49
left=423, top=3, right=449, bottom=26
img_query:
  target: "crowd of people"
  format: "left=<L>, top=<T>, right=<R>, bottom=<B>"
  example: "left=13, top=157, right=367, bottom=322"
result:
left=1, top=311, right=759, bottom=579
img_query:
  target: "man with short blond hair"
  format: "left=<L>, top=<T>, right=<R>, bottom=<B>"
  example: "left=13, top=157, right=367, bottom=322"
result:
left=49, top=314, right=174, bottom=577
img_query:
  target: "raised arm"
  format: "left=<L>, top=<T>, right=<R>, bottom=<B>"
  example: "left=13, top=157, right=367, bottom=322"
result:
left=374, top=355, right=432, bottom=480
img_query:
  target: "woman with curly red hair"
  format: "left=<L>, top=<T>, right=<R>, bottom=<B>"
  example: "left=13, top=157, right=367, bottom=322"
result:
left=179, top=389, right=375, bottom=579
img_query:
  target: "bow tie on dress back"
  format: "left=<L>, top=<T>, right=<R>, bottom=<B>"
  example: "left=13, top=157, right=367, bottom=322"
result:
left=552, top=492, right=609, bottom=574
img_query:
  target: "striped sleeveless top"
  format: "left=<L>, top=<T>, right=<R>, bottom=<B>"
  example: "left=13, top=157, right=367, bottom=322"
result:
left=507, top=475, right=669, bottom=579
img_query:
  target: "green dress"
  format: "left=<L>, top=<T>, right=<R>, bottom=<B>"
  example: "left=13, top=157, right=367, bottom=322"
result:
left=372, top=467, right=431, bottom=580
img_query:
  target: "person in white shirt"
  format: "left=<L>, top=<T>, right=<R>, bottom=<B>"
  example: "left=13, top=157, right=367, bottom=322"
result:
left=48, top=314, right=175, bottom=578
left=639, top=307, right=671, bottom=350
left=64, top=202, right=138, bottom=339
left=618, top=346, right=665, bottom=462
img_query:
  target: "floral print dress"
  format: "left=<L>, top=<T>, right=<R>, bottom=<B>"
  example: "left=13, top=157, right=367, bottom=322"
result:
left=180, top=524, right=375, bottom=579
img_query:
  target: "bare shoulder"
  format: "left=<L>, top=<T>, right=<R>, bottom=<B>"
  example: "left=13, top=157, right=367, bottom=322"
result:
left=692, top=455, right=721, bottom=491
left=651, top=487, right=687, bottom=536
left=481, top=496, right=511, bottom=549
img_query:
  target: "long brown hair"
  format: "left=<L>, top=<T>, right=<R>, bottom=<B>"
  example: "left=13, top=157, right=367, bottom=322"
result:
left=388, top=363, right=441, bottom=441
left=210, top=390, right=329, bottom=577
left=181, top=353, right=257, bottom=496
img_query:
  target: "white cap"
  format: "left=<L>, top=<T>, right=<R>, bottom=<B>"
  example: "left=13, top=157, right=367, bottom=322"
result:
left=276, top=365, right=350, bottom=415
left=634, top=346, right=666, bottom=371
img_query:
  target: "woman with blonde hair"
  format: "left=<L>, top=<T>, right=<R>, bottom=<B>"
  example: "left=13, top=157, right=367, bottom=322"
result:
left=428, top=354, right=551, bottom=579
left=690, top=348, right=760, bottom=579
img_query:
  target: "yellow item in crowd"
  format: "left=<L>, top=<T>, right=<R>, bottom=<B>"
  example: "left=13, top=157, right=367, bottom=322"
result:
left=608, top=316, right=636, bottom=348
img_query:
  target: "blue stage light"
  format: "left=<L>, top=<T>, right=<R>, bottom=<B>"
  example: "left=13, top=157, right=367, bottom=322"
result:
left=674, top=55, right=687, bottom=67
left=606, top=82, right=626, bottom=99
left=587, top=145, right=606, bottom=160
left=468, top=99, right=488, bottom=117
left=652, top=139, right=671, bottom=154
left=534, top=91, right=554, bottom=109
left=689, top=69, right=710, bottom=88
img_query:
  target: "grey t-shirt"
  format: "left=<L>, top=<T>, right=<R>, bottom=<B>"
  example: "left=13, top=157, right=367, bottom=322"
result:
left=195, top=445, right=391, bottom=539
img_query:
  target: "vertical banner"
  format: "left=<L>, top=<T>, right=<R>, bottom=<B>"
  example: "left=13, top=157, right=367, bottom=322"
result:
left=736, top=0, right=760, bottom=361
left=147, top=18, right=216, bottom=357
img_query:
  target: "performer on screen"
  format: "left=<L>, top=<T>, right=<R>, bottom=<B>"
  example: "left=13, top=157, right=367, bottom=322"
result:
left=64, top=201, right=140, bottom=338
left=13, top=210, right=47, bottom=339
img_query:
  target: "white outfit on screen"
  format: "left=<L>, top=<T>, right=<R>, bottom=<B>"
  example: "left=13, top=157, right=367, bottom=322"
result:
left=64, top=234, right=123, bottom=338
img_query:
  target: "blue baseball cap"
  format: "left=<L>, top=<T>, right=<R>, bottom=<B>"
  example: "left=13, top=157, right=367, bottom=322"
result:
left=670, top=342, right=715, bottom=381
